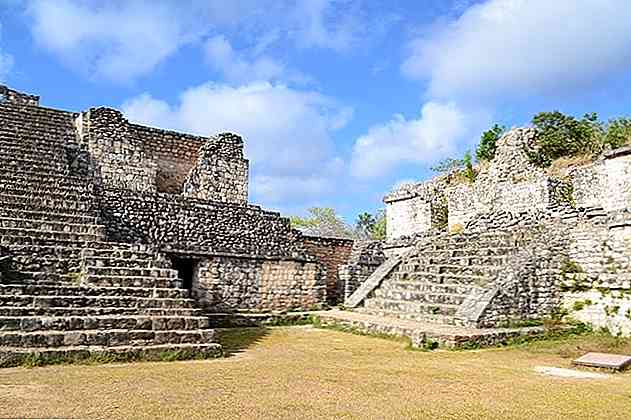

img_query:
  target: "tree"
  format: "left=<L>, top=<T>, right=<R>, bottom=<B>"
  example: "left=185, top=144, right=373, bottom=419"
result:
left=529, top=111, right=605, bottom=166
left=290, top=207, right=355, bottom=238
left=354, top=210, right=386, bottom=240
left=462, top=150, right=476, bottom=182
left=355, top=212, right=376, bottom=238
left=605, top=117, right=631, bottom=149
left=476, top=124, right=505, bottom=162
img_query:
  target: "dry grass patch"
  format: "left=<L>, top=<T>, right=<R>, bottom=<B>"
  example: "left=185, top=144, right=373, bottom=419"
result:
left=547, top=154, right=594, bottom=178
left=0, top=327, right=630, bottom=420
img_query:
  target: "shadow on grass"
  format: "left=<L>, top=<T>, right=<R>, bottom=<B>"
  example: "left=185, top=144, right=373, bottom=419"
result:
left=216, top=327, right=270, bottom=357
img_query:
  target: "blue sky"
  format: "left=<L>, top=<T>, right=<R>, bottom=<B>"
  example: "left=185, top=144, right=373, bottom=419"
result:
left=1, top=0, right=631, bottom=224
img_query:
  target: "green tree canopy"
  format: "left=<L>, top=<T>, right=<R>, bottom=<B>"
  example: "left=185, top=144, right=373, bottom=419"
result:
left=290, top=207, right=355, bottom=239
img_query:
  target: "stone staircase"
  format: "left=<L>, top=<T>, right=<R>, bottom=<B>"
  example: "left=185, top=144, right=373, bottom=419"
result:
left=0, top=102, right=222, bottom=366
left=353, top=230, right=536, bottom=326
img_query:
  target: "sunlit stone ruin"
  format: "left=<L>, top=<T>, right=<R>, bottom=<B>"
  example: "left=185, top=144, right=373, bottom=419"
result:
left=1, top=84, right=631, bottom=365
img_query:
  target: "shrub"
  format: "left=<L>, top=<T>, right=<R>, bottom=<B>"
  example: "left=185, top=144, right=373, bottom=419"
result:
left=462, top=151, right=476, bottom=182
left=605, top=117, right=631, bottom=149
left=476, top=124, right=505, bottom=162
left=528, top=111, right=605, bottom=167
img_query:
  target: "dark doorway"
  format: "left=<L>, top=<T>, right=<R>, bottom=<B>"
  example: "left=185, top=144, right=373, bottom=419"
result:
left=170, top=256, right=199, bottom=290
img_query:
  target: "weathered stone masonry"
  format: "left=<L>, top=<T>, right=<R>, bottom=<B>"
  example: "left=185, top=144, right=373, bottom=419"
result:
left=349, top=127, right=631, bottom=335
left=0, top=85, right=350, bottom=364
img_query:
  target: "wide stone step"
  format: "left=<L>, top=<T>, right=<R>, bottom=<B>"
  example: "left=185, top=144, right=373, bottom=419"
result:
left=0, top=138, right=66, bottom=155
left=83, top=275, right=181, bottom=288
left=0, top=167, right=91, bottom=187
left=412, top=255, right=509, bottom=267
left=355, top=307, right=456, bottom=325
left=379, top=281, right=476, bottom=295
left=0, top=178, right=93, bottom=196
left=0, top=328, right=216, bottom=348
left=0, top=156, right=68, bottom=174
left=0, top=227, right=102, bottom=243
left=364, top=297, right=458, bottom=316
left=0, top=209, right=97, bottom=225
left=0, top=295, right=195, bottom=309
left=0, top=186, right=94, bottom=203
left=373, top=288, right=468, bottom=305
left=0, top=306, right=202, bottom=317
left=0, top=342, right=223, bottom=368
left=0, top=284, right=189, bottom=299
left=84, top=256, right=158, bottom=269
left=0, top=315, right=210, bottom=332
left=0, top=193, right=94, bottom=213
left=0, top=218, right=104, bottom=236
left=84, top=266, right=178, bottom=279
left=392, top=271, right=490, bottom=285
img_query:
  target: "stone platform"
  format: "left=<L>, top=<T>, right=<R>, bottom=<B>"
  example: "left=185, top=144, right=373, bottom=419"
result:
left=573, top=352, right=631, bottom=371
left=313, top=309, right=546, bottom=349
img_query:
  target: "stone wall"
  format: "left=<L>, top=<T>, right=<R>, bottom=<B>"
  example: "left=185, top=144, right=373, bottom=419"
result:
left=0, top=85, right=39, bottom=106
left=76, top=107, right=249, bottom=199
left=193, top=256, right=326, bottom=312
left=446, top=128, right=572, bottom=231
left=301, top=235, right=354, bottom=304
left=560, top=210, right=631, bottom=335
left=571, top=147, right=631, bottom=211
left=76, top=108, right=157, bottom=192
left=100, top=189, right=305, bottom=258
left=384, top=178, right=447, bottom=240
left=339, top=241, right=385, bottom=302
left=182, top=133, right=248, bottom=204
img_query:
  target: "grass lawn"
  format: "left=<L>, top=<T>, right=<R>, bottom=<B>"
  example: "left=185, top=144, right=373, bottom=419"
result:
left=1, top=326, right=630, bottom=419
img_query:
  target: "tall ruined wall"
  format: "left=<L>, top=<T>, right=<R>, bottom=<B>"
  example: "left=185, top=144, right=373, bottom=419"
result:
left=384, top=178, right=447, bottom=240
left=447, top=128, right=572, bottom=231
left=76, top=108, right=157, bottom=192
left=77, top=108, right=249, bottom=200
left=384, top=128, right=574, bottom=239
left=0, top=85, right=39, bottom=106
left=300, top=235, right=354, bottom=304
left=182, top=133, right=249, bottom=204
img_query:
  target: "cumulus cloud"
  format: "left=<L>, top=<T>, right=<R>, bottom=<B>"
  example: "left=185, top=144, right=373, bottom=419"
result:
left=350, top=101, right=489, bottom=178
left=24, top=0, right=371, bottom=82
left=123, top=82, right=351, bottom=205
left=402, top=0, right=631, bottom=101
left=204, top=35, right=312, bottom=85
left=25, top=0, right=215, bottom=81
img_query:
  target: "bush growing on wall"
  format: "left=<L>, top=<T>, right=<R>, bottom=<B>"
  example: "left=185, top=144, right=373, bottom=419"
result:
left=605, top=117, right=631, bottom=149
left=476, top=124, right=505, bottom=162
left=528, top=111, right=604, bottom=167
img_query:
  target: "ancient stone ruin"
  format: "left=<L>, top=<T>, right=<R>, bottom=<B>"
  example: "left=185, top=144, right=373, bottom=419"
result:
left=0, top=85, right=354, bottom=365
left=342, top=126, right=631, bottom=342
left=3, top=83, right=631, bottom=363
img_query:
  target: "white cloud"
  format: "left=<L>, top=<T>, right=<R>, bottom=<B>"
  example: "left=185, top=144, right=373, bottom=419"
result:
left=24, top=0, right=372, bottom=83
left=402, top=0, right=631, bottom=101
left=289, top=0, right=363, bottom=52
left=204, top=35, right=312, bottom=85
left=350, top=101, right=488, bottom=178
left=25, top=0, right=213, bottom=82
left=122, top=82, right=351, bottom=205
